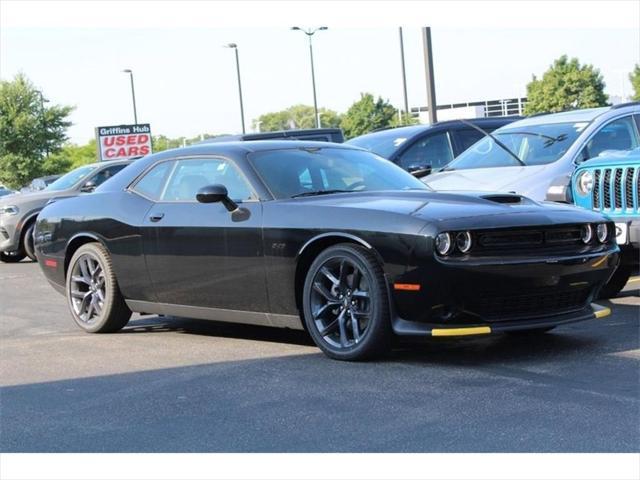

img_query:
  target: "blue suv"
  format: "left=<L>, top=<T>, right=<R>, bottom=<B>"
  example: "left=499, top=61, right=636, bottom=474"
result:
left=572, top=148, right=639, bottom=297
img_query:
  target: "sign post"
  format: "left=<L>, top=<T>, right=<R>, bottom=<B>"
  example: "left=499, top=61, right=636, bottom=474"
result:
left=95, top=124, right=152, bottom=161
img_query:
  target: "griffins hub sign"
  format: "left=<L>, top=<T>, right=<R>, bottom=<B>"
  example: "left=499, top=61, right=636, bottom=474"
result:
left=96, top=124, right=152, bottom=161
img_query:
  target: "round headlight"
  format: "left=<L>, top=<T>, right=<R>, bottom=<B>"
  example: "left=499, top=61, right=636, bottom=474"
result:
left=596, top=223, right=608, bottom=243
left=580, top=224, right=593, bottom=244
left=435, top=232, right=453, bottom=255
left=577, top=171, right=594, bottom=195
left=456, top=231, right=472, bottom=253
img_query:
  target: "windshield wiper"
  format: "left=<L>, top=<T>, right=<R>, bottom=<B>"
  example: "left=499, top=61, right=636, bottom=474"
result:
left=291, top=189, right=351, bottom=198
left=458, top=119, right=527, bottom=167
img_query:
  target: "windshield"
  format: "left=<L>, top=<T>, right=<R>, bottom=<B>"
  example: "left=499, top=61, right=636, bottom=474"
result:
left=45, top=165, right=97, bottom=191
left=446, top=122, right=587, bottom=170
left=346, top=128, right=424, bottom=158
left=249, top=147, right=429, bottom=199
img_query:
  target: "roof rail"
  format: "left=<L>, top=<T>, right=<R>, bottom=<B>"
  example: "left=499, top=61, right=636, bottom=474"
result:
left=610, top=101, right=640, bottom=110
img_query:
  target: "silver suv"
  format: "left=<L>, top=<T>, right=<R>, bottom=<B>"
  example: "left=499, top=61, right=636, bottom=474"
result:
left=0, top=159, right=132, bottom=263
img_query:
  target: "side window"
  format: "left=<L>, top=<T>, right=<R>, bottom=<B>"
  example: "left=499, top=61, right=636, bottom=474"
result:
left=91, top=164, right=128, bottom=187
left=582, top=116, right=639, bottom=160
left=161, top=158, right=253, bottom=202
left=453, top=129, right=487, bottom=153
left=132, top=161, right=174, bottom=200
left=397, top=132, right=454, bottom=170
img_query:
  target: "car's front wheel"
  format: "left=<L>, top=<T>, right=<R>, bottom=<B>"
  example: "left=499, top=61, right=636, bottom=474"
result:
left=302, top=244, right=392, bottom=361
left=22, top=223, right=37, bottom=261
left=66, top=243, right=132, bottom=333
left=0, top=250, right=26, bottom=263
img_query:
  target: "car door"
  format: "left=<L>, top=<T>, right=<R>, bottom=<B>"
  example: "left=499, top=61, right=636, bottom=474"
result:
left=134, top=156, right=267, bottom=312
left=395, top=131, right=455, bottom=174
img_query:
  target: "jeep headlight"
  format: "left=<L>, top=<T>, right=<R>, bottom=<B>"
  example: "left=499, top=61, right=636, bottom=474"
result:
left=0, top=205, right=18, bottom=216
left=576, top=171, right=593, bottom=195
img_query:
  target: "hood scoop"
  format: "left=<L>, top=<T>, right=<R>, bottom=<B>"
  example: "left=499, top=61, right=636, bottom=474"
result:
left=481, top=194, right=524, bottom=204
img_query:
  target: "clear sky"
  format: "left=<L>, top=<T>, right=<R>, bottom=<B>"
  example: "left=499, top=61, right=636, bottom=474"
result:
left=1, top=3, right=639, bottom=144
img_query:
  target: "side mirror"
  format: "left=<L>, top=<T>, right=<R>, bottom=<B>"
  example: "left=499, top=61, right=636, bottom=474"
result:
left=80, top=180, right=96, bottom=193
left=545, top=175, right=573, bottom=203
left=407, top=165, right=432, bottom=178
left=196, top=184, right=238, bottom=212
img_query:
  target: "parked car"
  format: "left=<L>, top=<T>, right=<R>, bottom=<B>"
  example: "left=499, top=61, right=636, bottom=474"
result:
left=20, top=174, right=62, bottom=193
left=0, top=187, right=15, bottom=198
left=571, top=148, right=639, bottom=297
left=35, top=141, right=616, bottom=361
left=199, top=128, right=344, bottom=144
left=423, top=103, right=640, bottom=199
left=0, top=159, right=133, bottom=263
left=346, top=117, right=520, bottom=177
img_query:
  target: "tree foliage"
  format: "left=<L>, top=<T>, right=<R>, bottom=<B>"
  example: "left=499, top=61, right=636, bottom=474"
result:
left=253, top=104, right=341, bottom=132
left=339, top=93, right=400, bottom=139
left=524, top=56, right=608, bottom=115
left=630, top=64, right=640, bottom=101
left=0, top=73, right=74, bottom=188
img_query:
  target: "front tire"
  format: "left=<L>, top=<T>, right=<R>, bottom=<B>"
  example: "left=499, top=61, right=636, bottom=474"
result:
left=302, top=244, right=391, bottom=361
left=0, top=250, right=26, bottom=263
left=22, top=223, right=37, bottom=261
left=66, top=243, right=131, bottom=333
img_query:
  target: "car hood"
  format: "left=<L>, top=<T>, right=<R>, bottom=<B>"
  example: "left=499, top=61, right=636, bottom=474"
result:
left=282, top=190, right=604, bottom=228
left=423, top=164, right=553, bottom=196
left=0, top=189, right=75, bottom=209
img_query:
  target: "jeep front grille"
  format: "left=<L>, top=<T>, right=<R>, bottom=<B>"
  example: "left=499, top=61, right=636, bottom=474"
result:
left=591, top=166, right=638, bottom=213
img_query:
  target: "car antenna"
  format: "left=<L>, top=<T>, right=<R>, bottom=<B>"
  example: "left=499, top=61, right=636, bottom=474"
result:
left=458, top=119, right=526, bottom=167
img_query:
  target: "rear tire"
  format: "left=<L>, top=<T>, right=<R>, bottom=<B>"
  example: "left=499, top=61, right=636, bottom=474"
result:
left=598, top=265, right=631, bottom=299
left=302, top=243, right=391, bottom=361
left=0, top=250, right=26, bottom=263
left=22, top=223, right=37, bottom=261
left=66, top=242, right=131, bottom=333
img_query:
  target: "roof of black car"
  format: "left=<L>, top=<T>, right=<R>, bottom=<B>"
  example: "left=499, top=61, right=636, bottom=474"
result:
left=153, top=140, right=354, bottom=157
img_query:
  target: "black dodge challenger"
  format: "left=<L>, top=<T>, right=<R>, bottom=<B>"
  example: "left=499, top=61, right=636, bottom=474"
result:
left=34, top=141, right=618, bottom=360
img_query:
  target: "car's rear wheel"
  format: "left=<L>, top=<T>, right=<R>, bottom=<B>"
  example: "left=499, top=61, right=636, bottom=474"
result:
left=22, top=223, right=37, bottom=261
left=302, top=244, right=391, bottom=361
left=598, top=265, right=631, bottom=299
left=66, top=243, right=131, bottom=333
left=0, top=250, right=26, bottom=263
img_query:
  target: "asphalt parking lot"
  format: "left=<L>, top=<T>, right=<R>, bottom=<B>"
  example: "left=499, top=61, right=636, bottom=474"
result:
left=1, top=261, right=638, bottom=453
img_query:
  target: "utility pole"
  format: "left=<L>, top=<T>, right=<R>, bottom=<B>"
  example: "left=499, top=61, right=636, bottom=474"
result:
left=399, top=27, right=410, bottom=124
left=421, top=27, right=437, bottom=123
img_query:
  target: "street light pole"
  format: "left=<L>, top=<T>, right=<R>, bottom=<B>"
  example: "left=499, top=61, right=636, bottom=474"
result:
left=225, top=43, right=246, bottom=134
left=37, top=91, right=49, bottom=158
left=291, top=26, right=327, bottom=129
left=421, top=27, right=437, bottom=124
left=399, top=27, right=410, bottom=125
left=122, top=69, right=138, bottom=124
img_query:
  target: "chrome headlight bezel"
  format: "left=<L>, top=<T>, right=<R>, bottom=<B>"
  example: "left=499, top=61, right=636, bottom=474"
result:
left=456, top=231, right=473, bottom=253
left=596, top=223, right=608, bottom=243
left=580, top=224, right=593, bottom=244
left=435, top=232, right=453, bottom=256
left=576, top=171, right=594, bottom=195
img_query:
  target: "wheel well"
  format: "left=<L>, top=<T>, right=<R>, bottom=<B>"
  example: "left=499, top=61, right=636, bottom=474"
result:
left=64, top=236, right=99, bottom=276
left=19, top=214, right=38, bottom=245
left=294, top=235, right=380, bottom=311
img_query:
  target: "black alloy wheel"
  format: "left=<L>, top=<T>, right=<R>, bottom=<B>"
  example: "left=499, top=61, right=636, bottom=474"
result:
left=66, top=243, right=131, bottom=333
left=303, top=244, right=391, bottom=361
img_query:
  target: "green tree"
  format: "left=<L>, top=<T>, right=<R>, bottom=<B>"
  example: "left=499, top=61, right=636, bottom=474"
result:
left=252, top=104, right=341, bottom=132
left=340, top=93, right=399, bottom=139
left=630, top=64, right=640, bottom=101
left=0, top=73, right=74, bottom=188
left=524, top=56, right=608, bottom=115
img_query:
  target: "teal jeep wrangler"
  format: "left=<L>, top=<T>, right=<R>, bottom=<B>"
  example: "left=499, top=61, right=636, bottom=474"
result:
left=572, top=149, right=639, bottom=297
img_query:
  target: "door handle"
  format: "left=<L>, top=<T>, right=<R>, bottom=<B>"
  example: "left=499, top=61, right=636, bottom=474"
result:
left=149, top=213, right=165, bottom=222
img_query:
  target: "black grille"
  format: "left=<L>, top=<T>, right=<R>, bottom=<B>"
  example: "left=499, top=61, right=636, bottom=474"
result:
left=603, top=169, right=611, bottom=209
left=593, top=169, right=600, bottom=209
left=625, top=168, right=634, bottom=209
left=614, top=168, right=623, bottom=209
left=475, top=226, right=584, bottom=251
left=467, top=288, right=591, bottom=320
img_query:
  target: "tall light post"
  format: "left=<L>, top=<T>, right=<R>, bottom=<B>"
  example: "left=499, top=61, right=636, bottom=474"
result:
left=291, top=26, right=327, bottom=128
left=398, top=27, right=410, bottom=125
left=121, top=69, right=138, bottom=124
left=37, top=91, right=50, bottom=158
left=224, top=43, right=246, bottom=134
